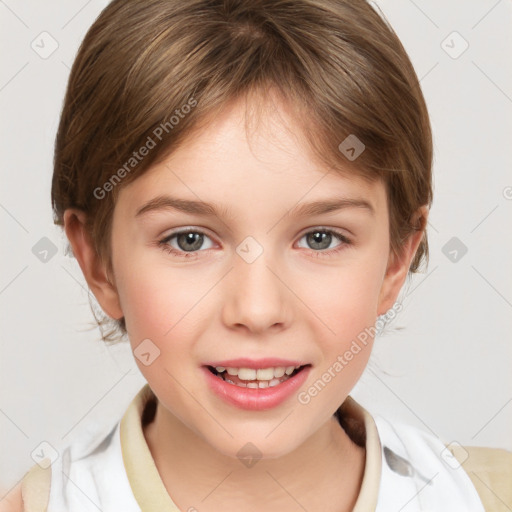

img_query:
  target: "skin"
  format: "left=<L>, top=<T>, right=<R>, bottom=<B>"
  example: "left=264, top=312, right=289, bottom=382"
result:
left=62, top=93, right=427, bottom=512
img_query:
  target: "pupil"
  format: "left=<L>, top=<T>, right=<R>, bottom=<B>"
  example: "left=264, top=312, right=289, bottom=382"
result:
left=178, top=232, right=203, bottom=251
left=309, top=231, right=330, bottom=250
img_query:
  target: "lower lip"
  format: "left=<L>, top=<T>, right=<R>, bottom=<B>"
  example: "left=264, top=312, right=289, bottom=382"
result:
left=202, top=365, right=311, bottom=411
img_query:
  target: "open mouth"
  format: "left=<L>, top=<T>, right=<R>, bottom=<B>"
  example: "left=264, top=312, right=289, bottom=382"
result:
left=207, top=364, right=310, bottom=389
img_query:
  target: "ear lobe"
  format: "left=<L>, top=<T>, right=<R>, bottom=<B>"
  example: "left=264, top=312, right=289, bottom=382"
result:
left=63, top=208, right=123, bottom=320
left=377, top=206, right=428, bottom=316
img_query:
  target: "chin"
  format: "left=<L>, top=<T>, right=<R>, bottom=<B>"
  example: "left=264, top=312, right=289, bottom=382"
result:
left=208, top=432, right=301, bottom=464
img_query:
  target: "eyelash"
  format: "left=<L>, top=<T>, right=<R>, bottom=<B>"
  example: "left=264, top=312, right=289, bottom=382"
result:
left=157, top=227, right=352, bottom=260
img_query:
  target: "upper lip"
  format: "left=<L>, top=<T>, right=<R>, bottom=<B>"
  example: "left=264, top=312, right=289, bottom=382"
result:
left=204, top=358, right=310, bottom=369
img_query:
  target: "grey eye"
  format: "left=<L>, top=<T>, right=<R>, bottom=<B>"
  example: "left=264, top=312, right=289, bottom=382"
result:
left=297, top=230, right=344, bottom=251
left=176, top=232, right=204, bottom=252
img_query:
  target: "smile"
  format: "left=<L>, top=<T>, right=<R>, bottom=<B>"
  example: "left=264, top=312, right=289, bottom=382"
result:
left=202, top=363, right=312, bottom=410
left=208, top=365, right=305, bottom=388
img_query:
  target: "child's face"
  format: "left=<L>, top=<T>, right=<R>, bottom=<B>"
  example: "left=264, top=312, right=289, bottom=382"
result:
left=107, top=96, right=411, bottom=458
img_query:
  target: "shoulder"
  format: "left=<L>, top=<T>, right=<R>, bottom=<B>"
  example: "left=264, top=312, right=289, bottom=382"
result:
left=449, top=444, right=512, bottom=511
left=3, top=421, right=118, bottom=512
left=1, top=460, right=51, bottom=512
left=372, top=415, right=491, bottom=510
left=0, top=481, right=23, bottom=512
left=0, top=462, right=52, bottom=512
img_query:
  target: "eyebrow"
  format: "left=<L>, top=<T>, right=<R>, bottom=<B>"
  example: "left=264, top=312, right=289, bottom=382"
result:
left=134, top=194, right=375, bottom=219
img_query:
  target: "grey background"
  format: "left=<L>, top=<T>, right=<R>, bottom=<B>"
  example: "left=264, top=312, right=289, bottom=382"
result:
left=1, top=0, right=511, bottom=494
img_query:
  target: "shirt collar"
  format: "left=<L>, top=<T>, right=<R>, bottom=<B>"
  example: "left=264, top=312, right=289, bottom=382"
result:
left=120, top=383, right=382, bottom=511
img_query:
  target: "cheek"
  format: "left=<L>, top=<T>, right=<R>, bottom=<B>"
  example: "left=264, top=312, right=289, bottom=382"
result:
left=115, top=266, right=202, bottom=395
left=114, top=259, right=211, bottom=354
left=300, top=251, right=387, bottom=395
left=296, top=263, right=384, bottom=415
left=304, top=256, right=386, bottom=340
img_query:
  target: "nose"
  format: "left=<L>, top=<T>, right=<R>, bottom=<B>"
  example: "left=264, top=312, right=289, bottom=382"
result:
left=221, top=247, right=291, bottom=335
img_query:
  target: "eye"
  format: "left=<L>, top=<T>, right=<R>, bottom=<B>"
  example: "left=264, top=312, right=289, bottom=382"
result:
left=158, top=228, right=214, bottom=259
left=157, top=227, right=352, bottom=260
left=296, top=228, right=352, bottom=258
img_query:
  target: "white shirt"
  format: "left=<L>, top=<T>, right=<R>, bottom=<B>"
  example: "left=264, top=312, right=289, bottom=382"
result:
left=26, top=384, right=485, bottom=511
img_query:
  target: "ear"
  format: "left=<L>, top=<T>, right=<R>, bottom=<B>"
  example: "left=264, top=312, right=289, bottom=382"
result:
left=377, top=206, right=428, bottom=316
left=63, top=208, right=123, bottom=320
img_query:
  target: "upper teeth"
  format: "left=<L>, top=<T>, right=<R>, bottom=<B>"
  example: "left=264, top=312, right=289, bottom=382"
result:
left=215, top=366, right=300, bottom=380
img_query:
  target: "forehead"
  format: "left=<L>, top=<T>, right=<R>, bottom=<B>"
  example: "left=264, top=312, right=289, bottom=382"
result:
left=115, top=96, right=387, bottom=221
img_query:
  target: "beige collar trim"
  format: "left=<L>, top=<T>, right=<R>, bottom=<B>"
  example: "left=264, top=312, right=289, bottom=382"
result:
left=342, top=395, right=382, bottom=511
left=120, top=384, right=180, bottom=511
left=120, top=384, right=381, bottom=511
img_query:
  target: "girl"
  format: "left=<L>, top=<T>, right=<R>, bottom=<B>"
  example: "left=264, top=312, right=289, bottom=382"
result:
left=5, top=0, right=511, bottom=510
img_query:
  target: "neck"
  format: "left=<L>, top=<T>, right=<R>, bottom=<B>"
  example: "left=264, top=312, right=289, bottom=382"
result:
left=143, top=400, right=366, bottom=512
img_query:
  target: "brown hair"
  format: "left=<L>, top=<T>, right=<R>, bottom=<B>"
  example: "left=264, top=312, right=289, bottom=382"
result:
left=52, top=0, right=433, bottom=343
